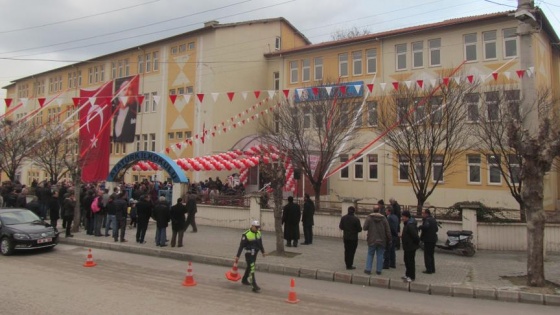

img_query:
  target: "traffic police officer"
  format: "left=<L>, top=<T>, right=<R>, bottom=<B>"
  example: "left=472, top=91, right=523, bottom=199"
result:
left=236, top=220, right=266, bottom=292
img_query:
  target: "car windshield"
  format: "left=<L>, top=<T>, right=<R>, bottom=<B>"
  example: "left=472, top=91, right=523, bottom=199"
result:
left=0, top=210, right=42, bottom=225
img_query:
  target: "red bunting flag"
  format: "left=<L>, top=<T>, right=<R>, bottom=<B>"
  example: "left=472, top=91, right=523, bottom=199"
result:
left=254, top=91, right=261, bottom=99
left=366, top=84, right=374, bottom=93
left=416, top=80, right=423, bottom=88
left=169, top=94, right=178, bottom=104
left=5, top=98, right=13, bottom=108
left=38, top=97, right=46, bottom=107
left=339, top=85, right=347, bottom=94
left=392, top=82, right=399, bottom=90
left=442, top=77, right=450, bottom=86
left=516, top=70, right=525, bottom=78
left=72, top=97, right=81, bottom=107
left=312, top=87, right=319, bottom=96
left=492, top=72, right=498, bottom=81
left=175, top=143, right=182, bottom=149
left=227, top=92, right=235, bottom=102
left=282, top=89, right=290, bottom=98
left=196, top=93, right=205, bottom=103
left=137, top=95, right=145, bottom=105
left=165, top=147, right=170, bottom=154
left=467, top=75, right=474, bottom=84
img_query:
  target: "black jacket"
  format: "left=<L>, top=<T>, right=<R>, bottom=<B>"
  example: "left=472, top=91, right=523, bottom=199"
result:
left=136, top=199, right=153, bottom=219
left=339, top=213, right=362, bottom=241
left=153, top=201, right=170, bottom=228
left=402, top=218, right=420, bottom=251
left=419, top=215, right=439, bottom=243
left=49, top=196, right=60, bottom=220
left=302, top=199, right=315, bottom=226
left=282, top=201, right=301, bottom=240
left=113, top=198, right=128, bottom=218
left=170, top=203, right=187, bottom=230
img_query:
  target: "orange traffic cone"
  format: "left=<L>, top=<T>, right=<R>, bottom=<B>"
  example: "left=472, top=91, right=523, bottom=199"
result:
left=225, top=257, right=242, bottom=281
left=83, top=248, right=97, bottom=267
left=285, top=278, right=300, bottom=304
left=182, top=261, right=197, bottom=286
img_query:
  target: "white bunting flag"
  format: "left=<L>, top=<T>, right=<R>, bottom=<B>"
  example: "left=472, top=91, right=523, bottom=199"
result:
left=211, top=93, right=219, bottom=102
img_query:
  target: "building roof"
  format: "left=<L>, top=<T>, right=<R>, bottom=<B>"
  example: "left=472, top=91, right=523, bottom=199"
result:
left=265, top=9, right=560, bottom=58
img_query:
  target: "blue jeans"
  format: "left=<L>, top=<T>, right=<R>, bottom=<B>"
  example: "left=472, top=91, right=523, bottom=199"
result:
left=155, top=227, right=167, bottom=246
left=105, top=215, right=116, bottom=237
left=365, top=244, right=385, bottom=273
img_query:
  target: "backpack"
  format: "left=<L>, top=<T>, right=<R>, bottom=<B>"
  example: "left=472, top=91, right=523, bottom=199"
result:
left=91, top=196, right=101, bottom=213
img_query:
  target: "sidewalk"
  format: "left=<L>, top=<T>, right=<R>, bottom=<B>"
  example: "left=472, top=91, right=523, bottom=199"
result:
left=59, top=221, right=560, bottom=305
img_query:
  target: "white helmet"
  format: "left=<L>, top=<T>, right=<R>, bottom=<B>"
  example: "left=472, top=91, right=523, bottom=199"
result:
left=251, top=220, right=260, bottom=227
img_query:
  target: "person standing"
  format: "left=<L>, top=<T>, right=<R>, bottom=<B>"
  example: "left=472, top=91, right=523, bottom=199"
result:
left=383, top=206, right=399, bottom=269
left=62, top=192, right=76, bottom=238
left=418, top=205, right=439, bottom=274
left=185, top=193, right=198, bottom=233
left=92, top=191, right=105, bottom=237
left=235, top=220, right=266, bottom=293
left=153, top=196, right=170, bottom=247
left=48, top=191, right=60, bottom=230
left=339, top=206, right=362, bottom=270
left=301, top=193, right=315, bottom=245
left=113, top=193, right=128, bottom=242
left=170, top=198, right=187, bottom=247
left=105, top=195, right=117, bottom=237
left=83, top=190, right=94, bottom=235
left=400, top=210, right=420, bottom=282
left=135, top=194, right=152, bottom=244
left=362, top=206, right=391, bottom=275
left=389, top=197, right=402, bottom=250
left=128, top=199, right=138, bottom=228
left=282, top=196, right=301, bottom=247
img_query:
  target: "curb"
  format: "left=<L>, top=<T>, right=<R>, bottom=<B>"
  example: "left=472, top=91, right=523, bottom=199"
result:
left=60, top=238, right=559, bottom=306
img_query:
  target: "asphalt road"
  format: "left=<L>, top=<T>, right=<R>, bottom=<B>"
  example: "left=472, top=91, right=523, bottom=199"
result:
left=0, top=245, right=558, bottom=315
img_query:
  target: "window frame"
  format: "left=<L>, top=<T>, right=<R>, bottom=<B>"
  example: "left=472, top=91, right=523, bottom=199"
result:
left=412, top=41, right=424, bottom=68
left=302, top=58, right=310, bottom=82
left=428, top=38, right=441, bottom=67
left=367, top=154, right=378, bottom=180
left=466, top=93, right=480, bottom=123
left=366, top=48, right=377, bottom=74
left=432, top=155, right=444, bottom=183
left=339, top=53, right=349, bottom=77
left=396, top=43, right=407, bottom=71
left=483, top=30, right=497, bottom=60
left=352, top=50, right=363, bottom=76
left=398, top=155, right=410, bottom=181
left=314, top=57, right=323, bottom=81
left=340, top=154, right=349, bottom=179
left=354, top=157, right=364, bottom=180
left=367, top=101, right=378, bottom=127
left=485, top=91, right=500, bottom=122
left=487, top=154, right=502, bottom=185
left=289, top=61, right=298, bottom=84
left=464, top=33, right=477, bottom=62
left=503, top=28, right=517, bottom=58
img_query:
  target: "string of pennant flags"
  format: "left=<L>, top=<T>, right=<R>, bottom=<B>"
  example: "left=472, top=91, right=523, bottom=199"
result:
left=1, top=66, right=536, bottom=111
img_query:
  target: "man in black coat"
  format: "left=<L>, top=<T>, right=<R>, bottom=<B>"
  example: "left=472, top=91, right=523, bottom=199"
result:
left=113, top=193, right=128, bottom=242
left=418, top=206, right=439, bottom=274
left=170, top=198, right=187, bottom=247
left=339, top=206, right=362, bottom=270
left=185, top=194, right=198, bottom=233
left=400, top=210, right=420, bottom=282
left=282, top=196, right=301, bottom=247
left=153, top=196, right=170, bottom=247
left=135, top=194, right=152, bottom=244
left=301, top=194, right=315, bottom=245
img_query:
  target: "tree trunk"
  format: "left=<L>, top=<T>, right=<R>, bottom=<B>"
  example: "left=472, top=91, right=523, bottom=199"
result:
left=313, top=182, right=321, bottom=211
left=522, top=160, right=546, bottom=287
left=272, top=184, right=285, bottom=255
left=72, top=180, right=81, bottom=233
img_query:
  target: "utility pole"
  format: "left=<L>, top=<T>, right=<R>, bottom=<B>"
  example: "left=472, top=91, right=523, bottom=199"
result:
left=517, top=0, right=538, bottom=136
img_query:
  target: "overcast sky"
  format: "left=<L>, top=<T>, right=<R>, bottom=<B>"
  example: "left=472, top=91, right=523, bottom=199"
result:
left=1, top=0, right=559, bottom=107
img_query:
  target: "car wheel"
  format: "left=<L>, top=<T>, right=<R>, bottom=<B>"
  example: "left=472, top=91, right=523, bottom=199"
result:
left=0, top=237, right=14, bottom=256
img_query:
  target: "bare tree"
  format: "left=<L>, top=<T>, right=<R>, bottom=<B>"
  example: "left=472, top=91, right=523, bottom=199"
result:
left=330, top=26, right=371, bottom=40
left=258, top=159, right=287, bottom=255
left=377, top=80, right=479, bottom=213
left=29, top=123, right=72, bottom=183
left=259, top=83, right=363, bottom=209
left=475, top=87, right=560, bottom=286
left=0, top=119, right=38, bottom=182
left=62, top=137, right=85, bottom=233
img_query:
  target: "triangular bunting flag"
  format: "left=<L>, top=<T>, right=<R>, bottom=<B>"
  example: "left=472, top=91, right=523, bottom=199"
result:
left=241, top=91, right=248, bottom=100
left=282, top=89, right=290, bottom=98
left=55, top=98, right=63, bottom=107
left=165, top=147, right=171, bottom=154
left=366, top=84, right=374, bottom=93
left=480, top=74, right=487, bottom=82
left=182, top=94, right=191, bottom=104
left=325, top=86, right=333, bottom=95
left=339, top=85, right=347, bottom=94
left=380, top=83, right=387, bottom=91
left=227, top=92, right=235, bottom=101
left=153, top=95, right=160, bottom=106
left=312, top=87, right=319, bottom=96
left=404, top=81, right=411, bottom=89
left=504, top=71, right=511, bottom=80
left=88, top=97, right=97, bottom=106
left=353, top=84, right=362, bottom=94
left=416, top=80, right=423, bottom=88
left=453, top=76, right=461, bottom=84
left=196, top=93, right=205, bottom=103
left=442, top=77, right=450, bottom=86
left=37, top=97, right=46, bottom=107
left=516, top=70, right=525, bottom=78
left=267, top=90, right=275, bottom=99
left=392, top=82, right=399, bottom=90
left=137, top=95, right=145, bottom=105
left=72, top=97, right=81, bottom=107
left=492, top=72, right=498, bottom=81
left=429, top=79, right=437, bottom=87
left=467, top=75, right=474, bottom=84
left=118, top=96, right=127, bottom=106
left=297, top=89, right=305, bottom=98
left=4, top=98, right=13, bottom=108
left=169, top=94, right=178, bottom=104
left=21, top=98, right=28, bottom=107
left=254, top=91, right=261, bottom=99
left=211, top=93, right=219, bottom=102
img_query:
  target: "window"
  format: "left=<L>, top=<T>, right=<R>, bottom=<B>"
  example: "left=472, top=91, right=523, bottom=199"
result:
left=153, top=52, right=159, bottom=71
left=366, top=48, right=377, bottom=73
left=88, top=68, right=93, bottom=84
left=466, top=93, right=480, bottom=122
left=188, top=42, right=195, bottom=50
left=142, top=134, right=148, bottom=151
left=398, top=155, right=410, bottom=181
left=414, top=156, right=427, bottom=182
left=185, top=131, right=192, bottom=139
left=135, top=135, right=140, bottom=152
left=432, top=155, right=444, bottom=182
left=396, top=44, right=407, bottom=70
left=290, top=61, right=298, bottom=84
left=179, top=44, right=186, bottom=52
left=430, top=96, right=443, bottom=124
left=353, top=101, right=363, bottom=127
left=186, top=86, right=193, bottom=94
left=397, top=98, right=408, bottom=125
left=505, top=89, right=520, bottom=118
left=168, top=132, right=174, bottom=140
left=151, top=92, right=157, bottom=112
left=145, top=53, right=152, bottom=72
left=111, top=62, right=117, bottom=79
left=485, top=91, right=499, bottom=121
left=169, top=89, right=176, bottom=95
left=339, top=53, right=348, bottom=77
left=412, top=41, right=423, bottom=68
left=177, top=87, right=185, bottom=95
left=171, top=46, right=178, bottom=55
left=302, top=59, right=310, bottom=82
left=367, top=101, right=378, bottom=126
left=303, top=106, right=311, bottom=129
left=487, top=154, right=501, bottom=184
left=273, top=72, right=280, bottom=91
left=143, top=93, right=150, bottom=113
left=313, top=106, right=324, bottom=129
left=467, top=154, right=481, bottom=184
left=275, top=37, right=281, bottom=50
left=483, top=30, right=497, bottom=60
left=354, top=157, right=364, bottom=179
left=428, top=38, right=441, bottom=66
left=508, top=154, right=521, bottom=184
left=464, top=33, right=477, bottom=62
left=138, top=55, right=144, bottom=74
left=414, top=98, right=425, bottom=124
left=367, top=154, right=378, bottom=180
left=314, top=57, right=323, bottom=81
left=503, top=28, right=517, bottom=58
left=115, top=142, right=120, bottom=154
left=340, top=155, right=349, bottom=179
left=352, top=51, right=362, bottom=76
left=150, top=133, right=156, bottom=151
left=117, top=60, right=124, bottom=78
left=176, top=131, right=183, bottom=139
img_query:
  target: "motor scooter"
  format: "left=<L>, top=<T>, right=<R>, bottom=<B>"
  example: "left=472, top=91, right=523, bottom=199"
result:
left=421, top=230, right=476, bottom=257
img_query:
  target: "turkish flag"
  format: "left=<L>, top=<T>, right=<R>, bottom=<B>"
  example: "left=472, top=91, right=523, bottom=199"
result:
left=79, top=82, right=112, bottom=182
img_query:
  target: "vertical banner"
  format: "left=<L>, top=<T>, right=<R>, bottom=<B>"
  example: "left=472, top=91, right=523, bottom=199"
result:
left=112, top=75, right=139, bottom=143
left=79, top=83, right=112, bottom=182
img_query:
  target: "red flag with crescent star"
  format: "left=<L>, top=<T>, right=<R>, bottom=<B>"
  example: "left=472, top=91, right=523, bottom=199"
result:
left=79, top=82, right=112, bottom=182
